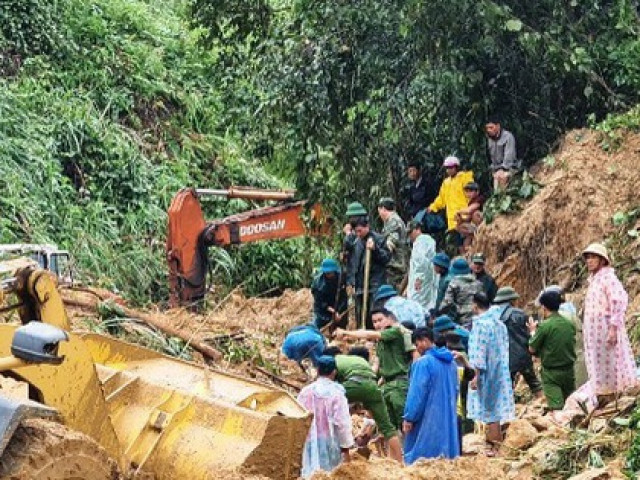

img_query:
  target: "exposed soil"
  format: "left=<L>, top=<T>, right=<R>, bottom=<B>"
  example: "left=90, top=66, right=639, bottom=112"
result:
left=0, top=418, right=120, bottom=479
left=475, top=129, right=640, bottom=306
left=55, top=128, right=640, bottom=479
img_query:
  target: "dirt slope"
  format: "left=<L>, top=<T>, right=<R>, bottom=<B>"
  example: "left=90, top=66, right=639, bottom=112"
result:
left=475, top=129, right=640, bottom=305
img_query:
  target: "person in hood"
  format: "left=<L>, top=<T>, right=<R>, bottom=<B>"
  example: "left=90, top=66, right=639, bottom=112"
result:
left=432, top=252, right=451, bottom=314
left=407, top=220, right=438, bottom=311
left=281, top=324, right=327, bottom=369
left=374, top=284, right=426, bottom=328
left=298, top=356, right=354, bottom=478
left=402, top=327, right=460, bottom=464
left=438, top=257, right=483, bottom=328
left=311, top=258, right=348, bottom=330
left=467, top=292, right=515, bottom=456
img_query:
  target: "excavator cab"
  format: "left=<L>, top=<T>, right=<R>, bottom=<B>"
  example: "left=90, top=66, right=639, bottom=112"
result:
left=0, top=244, right=74, bottom=286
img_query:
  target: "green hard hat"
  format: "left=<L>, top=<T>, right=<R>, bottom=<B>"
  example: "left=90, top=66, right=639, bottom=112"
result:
left=345, top=202, right=368, bottom=217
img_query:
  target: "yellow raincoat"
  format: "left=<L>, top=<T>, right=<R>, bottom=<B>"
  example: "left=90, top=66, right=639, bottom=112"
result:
left=428, top=170, right=474, bottom=231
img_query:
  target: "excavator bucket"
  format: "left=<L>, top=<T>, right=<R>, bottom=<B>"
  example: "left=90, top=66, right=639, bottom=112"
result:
left=0, top=323, right=311, bottom=480
left=0, top=263, right=312, bottom=479
left=81, top=333, right=312, bottom=479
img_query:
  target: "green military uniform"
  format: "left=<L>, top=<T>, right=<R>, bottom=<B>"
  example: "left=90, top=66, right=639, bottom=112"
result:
left=377, top=326, right=413, bottom=430
left=334, top=354, right=397, bottom=439
left=381, top=211, right=408, bottom=290
left=529, top=313, right=577, bottom=410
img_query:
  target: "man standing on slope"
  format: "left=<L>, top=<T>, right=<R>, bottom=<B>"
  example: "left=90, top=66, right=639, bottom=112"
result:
left=427, top=156, right=474, bottom=256
left=377, top=197, right=409, bottom=291
left=582, top=243, right=638, bottom=403
left=407, top=220, right=438, bottom=312
left=402, top=327, right=459, bottom=464
left=493, top=286, right=543, bottom=399
left=298, top=356, right=354, bottom=478
left=346, top=216, right=392, bottom=329
left=467, top=292, right=515, bottom=456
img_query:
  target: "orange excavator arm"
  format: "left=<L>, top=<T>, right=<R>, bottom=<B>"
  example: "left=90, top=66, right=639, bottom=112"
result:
left=166, top=188, right=329, bottom=307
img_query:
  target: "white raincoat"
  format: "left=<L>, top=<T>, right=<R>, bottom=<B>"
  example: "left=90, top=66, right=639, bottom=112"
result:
left=407, top=233, right=438, bottom=311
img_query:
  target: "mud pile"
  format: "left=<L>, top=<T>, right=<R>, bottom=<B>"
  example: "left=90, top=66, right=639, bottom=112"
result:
left=475, top=129, right=640, bottom=304
left=310, top=455, right=508, bottom=479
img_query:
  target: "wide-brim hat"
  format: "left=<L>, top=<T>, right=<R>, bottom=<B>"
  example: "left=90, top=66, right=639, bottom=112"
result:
left=471, top=252, right=486, bottom=265
left=449, top=257, right=470, bottom=276
left=345, top=201, right=368, bottom=217
left=494, top=286, right=520, bottom=304
left=432, top=252, right=451, bottom=269
left=433, top=315, right=457, bottom=333
left=582, top=242, right=611, bottom=265
left=320, top=258, right=340, bottom=274
left=374, top=284, right=398, bottom=303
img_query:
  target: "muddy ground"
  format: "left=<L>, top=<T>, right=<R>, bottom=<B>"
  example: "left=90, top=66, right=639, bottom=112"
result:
left=58, top=128, right=640, bottom=478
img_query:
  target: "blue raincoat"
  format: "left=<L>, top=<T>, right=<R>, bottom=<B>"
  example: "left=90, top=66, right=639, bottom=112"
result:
left=403, top=346, right=460, bottom=464
left=282, top=325, right=327, bottom=366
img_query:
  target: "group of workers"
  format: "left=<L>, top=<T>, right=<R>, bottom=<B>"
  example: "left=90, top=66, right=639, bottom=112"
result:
left=281, top=119, right=639, bottom=478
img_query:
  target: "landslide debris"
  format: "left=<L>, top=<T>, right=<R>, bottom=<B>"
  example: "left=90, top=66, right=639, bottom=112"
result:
left=475, top=129, right=640, bottom=304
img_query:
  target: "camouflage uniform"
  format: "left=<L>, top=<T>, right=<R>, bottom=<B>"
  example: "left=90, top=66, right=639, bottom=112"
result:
left=439, top=274, right=483, bottom=327
left=382, top=212, right=408, bottom=290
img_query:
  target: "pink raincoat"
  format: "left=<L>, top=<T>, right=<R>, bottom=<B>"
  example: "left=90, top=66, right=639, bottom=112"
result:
left=583, top=267, right=637, bottom=395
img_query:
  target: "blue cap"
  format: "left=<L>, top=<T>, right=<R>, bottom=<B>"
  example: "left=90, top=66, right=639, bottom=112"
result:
left=374, top=284, right=398, bottom=303
left=432, top=252, right=451, bottom=270
left=433, top=315, right=457, bottom=333
left=449, top=258, right=470, bottom=276
left=320, top=258, right=340, bottom=274
left=317, top=355, right=337, bottom=375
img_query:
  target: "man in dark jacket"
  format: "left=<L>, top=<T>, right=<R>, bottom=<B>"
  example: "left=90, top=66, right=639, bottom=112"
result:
left=432, top=252, right=451, bottom=316
left=493, top=286, right=543, bottom=399
left=470, top=253, right=498, bottom=303
left=311, top=258, right=348, bottom=329
left=403, top=162, right=437, bottom=220
left=342, top=201, right=368, bottom=267
left=347, top=216, right=392, bottom=329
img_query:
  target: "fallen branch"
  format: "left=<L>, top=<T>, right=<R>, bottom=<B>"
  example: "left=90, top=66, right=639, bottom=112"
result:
left=63, top=296, right=223, bottom=361
left=253, top=365, right=303, bottom=391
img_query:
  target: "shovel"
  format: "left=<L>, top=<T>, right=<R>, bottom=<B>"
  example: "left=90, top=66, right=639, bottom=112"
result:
left=361, top=247, right=372, bottom=329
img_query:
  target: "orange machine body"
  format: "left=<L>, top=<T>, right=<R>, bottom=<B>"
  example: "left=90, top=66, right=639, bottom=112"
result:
left=166, top=188, right=327, bottom=307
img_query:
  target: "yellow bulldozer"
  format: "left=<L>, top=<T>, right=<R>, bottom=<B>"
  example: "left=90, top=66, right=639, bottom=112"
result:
left=0, top=260, right=311, bottom=479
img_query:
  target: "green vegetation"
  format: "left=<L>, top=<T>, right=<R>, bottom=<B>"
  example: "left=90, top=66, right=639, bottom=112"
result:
left=0, top=0, right=325, bottom=304
left=2, top=0, right=640, bottom=303
left=191, top=0, right=640, bottom=214
left=625, top=405, right=640, bottom=477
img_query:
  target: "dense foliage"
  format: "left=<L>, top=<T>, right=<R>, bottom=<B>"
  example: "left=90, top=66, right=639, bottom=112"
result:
left=2, top=0, right=640, bottom=303
left=0, top=0, right=326, bottom=304
left=192, top=0, right=640, bottom=216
